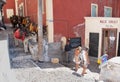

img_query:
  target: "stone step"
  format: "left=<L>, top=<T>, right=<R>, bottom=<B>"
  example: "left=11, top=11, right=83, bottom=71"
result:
left=12, top=55, right=32, bottom=61
left=11, top=59, right=37, bottom=68
left=9, top=47, right=24, bottom=52
left=89, top=56, right=98, bottom=62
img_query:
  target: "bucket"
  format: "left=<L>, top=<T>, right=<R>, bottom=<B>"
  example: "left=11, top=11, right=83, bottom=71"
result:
left=102, top=55, right=108, bottom=63
left=97, top=58, right=101, bottom=64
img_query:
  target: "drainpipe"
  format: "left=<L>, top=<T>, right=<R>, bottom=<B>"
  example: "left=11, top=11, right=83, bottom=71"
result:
left=37, top=0, right=43, bottom=61
left=46, top=0, right=54, bottom=43
left=15, top=0, right=18, bottom=15
left=24, top=0, right=27, bottom=16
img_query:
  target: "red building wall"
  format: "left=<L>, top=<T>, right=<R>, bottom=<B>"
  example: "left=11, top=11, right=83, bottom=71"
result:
left=18, top=0, right=46, bottom=25
left=112, top=0, right=120, bottom=17
left=53, top=0, right=120, bottom=44
left=18, top=0, right=38, bottom=23
left=3, top=0, right=46, bottom=25
left=2, top=0, right=120, bottom=44
left=3, top=0, right=16, bottom=23
left=26, top=0, right=38, bottom=23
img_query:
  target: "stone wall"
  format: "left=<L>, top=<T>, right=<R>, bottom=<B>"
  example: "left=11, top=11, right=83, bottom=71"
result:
left=48, top=42, right=63, bottom=62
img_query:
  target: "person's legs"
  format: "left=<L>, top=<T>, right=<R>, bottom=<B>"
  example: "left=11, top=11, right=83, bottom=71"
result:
left=75, top=63, right=79, bottom=72
left=14, top=37, right=19, bottom=46
left=75, top=61, right=80, bottom=72
left=68, top=51, right=71, bottom=63
left=23, top=38, right=29, bottom=53
left=81, top=65, right=87, bottom=76
left=65, top=52, right=68, bottom=63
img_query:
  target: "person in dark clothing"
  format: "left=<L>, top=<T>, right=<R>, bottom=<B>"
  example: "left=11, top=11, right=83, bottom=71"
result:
left=65, top=40, right=71, bottom=63
left=65, top=42, right=71, bottom=51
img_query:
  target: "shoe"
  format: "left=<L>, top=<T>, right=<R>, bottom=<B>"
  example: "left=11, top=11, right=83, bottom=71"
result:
left=81, top=72, right=87, bottom=76
left=0, top=27, right=5, bottom=30
left=81, top=74, right=84, bottom=77
left=75, top=69, right=77, bottom=72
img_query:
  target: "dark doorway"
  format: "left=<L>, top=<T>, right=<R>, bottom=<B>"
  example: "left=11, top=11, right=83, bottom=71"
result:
left=89, top=33, right=99, bottom=57
left=118, top=32, right=120, bottom=56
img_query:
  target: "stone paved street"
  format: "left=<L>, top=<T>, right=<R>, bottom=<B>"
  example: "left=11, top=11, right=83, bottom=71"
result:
left=12, top=65, right=98, bottom=82
left=0, top=26, right=100, bottom=82
left=9, top=40, right=100, bottom=82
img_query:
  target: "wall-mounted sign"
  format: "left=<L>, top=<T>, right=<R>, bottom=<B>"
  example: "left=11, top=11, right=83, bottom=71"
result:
left=100, top=20, right=118, bottom=24
left=100, top=20, right=119, bottom=28
left=6, top=9, right=14, bottom=18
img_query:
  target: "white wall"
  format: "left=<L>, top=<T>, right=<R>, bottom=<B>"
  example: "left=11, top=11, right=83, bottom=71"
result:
left=85, top=17, right=120, bottom=58
left=0, top=34, right=19, bottom=82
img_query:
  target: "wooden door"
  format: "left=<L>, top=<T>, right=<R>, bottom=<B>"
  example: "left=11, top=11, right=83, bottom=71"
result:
left=102, top=28, right=117, bottom=59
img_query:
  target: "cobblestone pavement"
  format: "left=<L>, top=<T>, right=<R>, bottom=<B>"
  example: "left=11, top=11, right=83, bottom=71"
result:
left=12, top=65, right=98, bottom=82
left=7, top=27, right=100, bottom=82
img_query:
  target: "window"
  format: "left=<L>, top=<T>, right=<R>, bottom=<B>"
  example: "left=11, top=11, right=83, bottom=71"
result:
left=19, top=6, right=24, bottom=16
left=104, top=6, right=112, bottom=17
left=91, top=4, right=98, bottom=17
left=19, top=3, right=24, bottom=16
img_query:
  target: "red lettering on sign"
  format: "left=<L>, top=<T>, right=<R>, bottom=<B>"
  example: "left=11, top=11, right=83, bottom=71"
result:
left=109, top=20, right=118, bottom=23
left=100, top=20, right=107, bottom=23
left=100, top=20, right=118, bottom=24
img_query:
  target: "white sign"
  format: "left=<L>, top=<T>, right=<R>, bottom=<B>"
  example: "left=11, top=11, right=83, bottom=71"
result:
left=6, top=9, right=14, bottom=18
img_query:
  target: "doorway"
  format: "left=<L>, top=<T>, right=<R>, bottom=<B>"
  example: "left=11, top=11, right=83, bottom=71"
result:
left=89, top=33, right=99, bottom=57
left=102, top=28, right=117, bottom=59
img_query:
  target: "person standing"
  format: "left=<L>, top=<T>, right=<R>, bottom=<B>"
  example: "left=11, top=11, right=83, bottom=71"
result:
left=80, top=47, right=90, bottom=76
left=65, top=39, right=71, bottom=63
